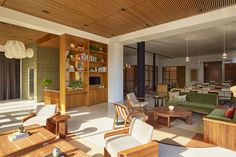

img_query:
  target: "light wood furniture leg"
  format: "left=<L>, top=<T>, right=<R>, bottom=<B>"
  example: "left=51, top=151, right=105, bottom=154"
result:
left=167, top=116, right=170, bottom=127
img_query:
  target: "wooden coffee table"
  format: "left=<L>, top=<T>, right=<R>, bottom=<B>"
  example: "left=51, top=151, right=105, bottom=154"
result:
left=0, top=124, right=56, bottom=157
left=154, top=107, right=192, bottom=127
left=18, top=140, right=90, bottom=157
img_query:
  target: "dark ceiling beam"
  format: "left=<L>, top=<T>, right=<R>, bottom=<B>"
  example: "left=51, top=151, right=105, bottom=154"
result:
left=124, top=45, right=173, bottom=59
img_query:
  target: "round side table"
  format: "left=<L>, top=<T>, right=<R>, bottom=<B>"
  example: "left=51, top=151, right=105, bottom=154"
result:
left=53, top=114, right=71, bottom=138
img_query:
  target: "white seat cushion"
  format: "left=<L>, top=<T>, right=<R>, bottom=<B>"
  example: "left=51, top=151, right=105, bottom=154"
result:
left=23, top=116, right=48, bottom=126
left=36, top=104, right=56, bottom=118
left=105, top=134, right=141, bottom=157
left=132, top=102, right=148, bottom=108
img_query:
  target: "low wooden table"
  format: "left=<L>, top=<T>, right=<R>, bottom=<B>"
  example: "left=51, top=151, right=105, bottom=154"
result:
left=53, top=114, right=71, bottom=138
left=154, top=107, right=192, bottom=127
left=18, top=140, right=90, bottom=157
left=0, top=125, right=56, bottom=157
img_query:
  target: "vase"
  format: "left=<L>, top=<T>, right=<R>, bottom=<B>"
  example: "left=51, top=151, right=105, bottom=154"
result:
left=52, top=147, right=61, bottom=157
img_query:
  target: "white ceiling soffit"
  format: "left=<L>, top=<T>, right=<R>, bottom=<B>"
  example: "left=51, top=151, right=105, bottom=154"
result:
left=0, top=6, right=108, bottom=44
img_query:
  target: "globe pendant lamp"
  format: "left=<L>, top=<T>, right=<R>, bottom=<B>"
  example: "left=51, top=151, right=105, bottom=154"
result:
left=185, top=40, right=190, bottom=62
left=222, top=32, right=227, bottom=60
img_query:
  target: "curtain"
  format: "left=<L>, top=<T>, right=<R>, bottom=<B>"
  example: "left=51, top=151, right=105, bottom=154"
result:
left=0, top=53, right=19, bottom=100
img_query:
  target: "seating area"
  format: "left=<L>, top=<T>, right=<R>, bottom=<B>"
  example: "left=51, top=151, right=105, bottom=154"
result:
left=1, top=1, right=236, bottom=157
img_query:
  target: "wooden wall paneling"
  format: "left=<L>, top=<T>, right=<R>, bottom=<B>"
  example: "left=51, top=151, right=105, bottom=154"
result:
left=225, top=63, right=236, bottom=85
left=59, top=34, right=66, bottom=113
left=177, top=66, right=186, bottom=88
left=204, top=61, right=222, bottom=82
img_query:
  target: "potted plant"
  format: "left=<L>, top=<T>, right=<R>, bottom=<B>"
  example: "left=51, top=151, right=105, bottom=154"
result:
left=68, top=79, right=83, bottom=91
left=42, top=79, right=52, bottom=90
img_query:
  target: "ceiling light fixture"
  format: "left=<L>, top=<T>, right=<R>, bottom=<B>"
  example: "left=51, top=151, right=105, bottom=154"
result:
left=2, top=40, right=34, bottom=59
left=185, top=39, right=190, bottom=62
left=196, top=45, right=201, bottom=65
left=41, top=10, right=50, bottom=14
left=121, top=8, right=126, bottom=11
left=222, top=32, right=227, bottom=60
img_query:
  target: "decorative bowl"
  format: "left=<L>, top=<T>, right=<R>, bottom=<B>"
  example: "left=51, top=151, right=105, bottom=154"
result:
left=168, top=105, right=174, bottom=111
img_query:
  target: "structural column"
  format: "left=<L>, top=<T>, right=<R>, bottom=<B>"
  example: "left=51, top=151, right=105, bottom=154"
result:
left=137, top=42, right=145, bottom=97
left=153, top=53, right=156, bottom=92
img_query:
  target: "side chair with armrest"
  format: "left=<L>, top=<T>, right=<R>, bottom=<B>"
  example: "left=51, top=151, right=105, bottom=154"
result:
left=22, top=104, right=60, bottom=133
left=105, top=118, right=158, bottom=157
left=113, top=103, right=148, bottom=129
left=126, top=93, right=148, bottom=111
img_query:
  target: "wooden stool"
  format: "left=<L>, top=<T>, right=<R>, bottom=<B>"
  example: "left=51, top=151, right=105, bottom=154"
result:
left=53, top=114, right=70, bottom=138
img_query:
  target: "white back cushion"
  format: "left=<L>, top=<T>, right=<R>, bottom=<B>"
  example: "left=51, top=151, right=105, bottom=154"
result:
left=129, top=118, right=153, bottom=144
left=36, top=104, right=56, bottom=118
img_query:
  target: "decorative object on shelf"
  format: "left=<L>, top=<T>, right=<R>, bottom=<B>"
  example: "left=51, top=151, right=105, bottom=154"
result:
left=222, top=32, right=227, bottom=60
left=185, top=39, right=190, bottom=62
left=68, top=65, right=75, bottom=72
left=3, top=40, right=34, bottom=59
left=77, top=62, right=84, bottom=71
left=42, top=79, right=52, bottom=90
left=124, top=63, right=131, bottom=69
left=168, top=105, right=175, bottom=111
left=66, top=50, right=73, bottom=60
left=99, top=47, right=103, bottom=51
left=89, top=44, right=99, bottom=51
left=70, top=43, right=75, bottom=48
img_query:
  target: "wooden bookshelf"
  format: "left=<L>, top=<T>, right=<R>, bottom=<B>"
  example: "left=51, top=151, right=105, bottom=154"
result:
left=57, top=34, right=108, bottom=111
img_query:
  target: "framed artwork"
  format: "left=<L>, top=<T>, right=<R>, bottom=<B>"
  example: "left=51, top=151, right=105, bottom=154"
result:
left=191, top=69, right=198, bottom=81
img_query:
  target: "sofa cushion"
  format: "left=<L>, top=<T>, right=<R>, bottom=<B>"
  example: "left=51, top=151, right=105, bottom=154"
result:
left=23, top=116, right=48, bottom=126
left=176, top=95, right=187, bottom=102
left=210, top=108, right=226, bottom=117
left=105, top=134, right=141, bottom=157
left=129, top=118, right=153, bottom=144
left=225, top=107, right=235, bottom=119
left=206, top=115, right=231, bottom=122
left=169, top=92, right=179, bottom=101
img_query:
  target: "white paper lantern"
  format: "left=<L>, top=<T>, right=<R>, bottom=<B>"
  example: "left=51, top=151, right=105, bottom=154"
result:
left=25, top=48, right=34, bottom=58
left=4, top=40, right=26, bottom=59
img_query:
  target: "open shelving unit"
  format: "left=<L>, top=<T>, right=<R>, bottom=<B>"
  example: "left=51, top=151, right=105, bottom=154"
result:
left=59, top=34, right=108, bottom=111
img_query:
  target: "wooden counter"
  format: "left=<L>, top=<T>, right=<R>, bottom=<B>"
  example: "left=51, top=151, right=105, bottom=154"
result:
left=43, top=89, right=60, bottom=108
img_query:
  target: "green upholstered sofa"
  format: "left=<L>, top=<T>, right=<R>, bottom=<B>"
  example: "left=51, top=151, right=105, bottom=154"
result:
left=206, top=108, right=236, bottom=122
left=167, top=92, right=218, bottom=114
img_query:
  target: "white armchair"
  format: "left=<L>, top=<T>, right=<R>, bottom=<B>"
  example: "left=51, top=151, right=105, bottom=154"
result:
left=104, top=118, right=158, bottom=157
left=22, top=104, right=59, bottom=129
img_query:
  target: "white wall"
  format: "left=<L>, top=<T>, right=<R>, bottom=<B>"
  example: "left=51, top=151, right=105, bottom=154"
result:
left=124, top=53, right=160, bottom=66
left=159, top=51, right=236, bottom=84
left=108, top=42, right=123, bottom=102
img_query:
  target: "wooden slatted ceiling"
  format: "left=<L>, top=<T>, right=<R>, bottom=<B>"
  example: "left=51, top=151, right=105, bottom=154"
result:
left=2, top=0, right=236, bottom=38
left=0, top=22, right=47, bottom=45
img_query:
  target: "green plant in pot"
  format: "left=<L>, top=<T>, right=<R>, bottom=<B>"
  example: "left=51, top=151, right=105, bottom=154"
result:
left=69, top=79, right=83, bottom=90
left=42, top=79, right=52, bottom=90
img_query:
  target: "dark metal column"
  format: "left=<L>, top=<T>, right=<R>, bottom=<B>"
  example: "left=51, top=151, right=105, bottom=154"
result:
left=153, top=53, right=156, bottom=92
left=137, top=42, right=145, bottom=97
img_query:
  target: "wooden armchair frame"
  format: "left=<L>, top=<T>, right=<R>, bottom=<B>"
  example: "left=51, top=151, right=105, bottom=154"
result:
left=104, top=128, right=158, bottom=157
left=203, top=117, right=236, bottom=151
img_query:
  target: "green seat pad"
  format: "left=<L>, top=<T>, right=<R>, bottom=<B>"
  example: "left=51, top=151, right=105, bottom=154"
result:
left=210, top=108, right=226, bottom=117
left=206, top=115, right=231, bottom=122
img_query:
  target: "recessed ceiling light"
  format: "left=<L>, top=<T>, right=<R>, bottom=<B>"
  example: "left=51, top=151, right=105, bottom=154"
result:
left=146, top=24, right=150, bottom=27
left=84, top=24, right=88, bottom=27
left=199, top=8, right=203, bottom=13
left=41, top=10, right=50, bottom=14
left=111, top=34, right=115, bottom=36
left=121, top=8, right=126, bottom=11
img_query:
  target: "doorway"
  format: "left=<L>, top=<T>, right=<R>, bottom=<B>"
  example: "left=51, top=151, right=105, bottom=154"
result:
left=28, top=68, right=34, bottom=99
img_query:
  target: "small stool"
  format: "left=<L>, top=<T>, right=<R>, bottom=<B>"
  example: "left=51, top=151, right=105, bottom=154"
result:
left=154, top=96, right=164, bottom=107
left=53, top=114, right=71, bottom=138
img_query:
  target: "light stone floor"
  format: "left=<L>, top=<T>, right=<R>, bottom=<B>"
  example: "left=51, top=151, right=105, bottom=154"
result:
left=1, top=99, right=236, bottom=157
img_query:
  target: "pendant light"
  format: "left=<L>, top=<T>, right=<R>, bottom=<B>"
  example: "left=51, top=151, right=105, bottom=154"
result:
left=185, top=40, right=190, bottom=62
left=196, top=45, right=201, bottom=65
left=222, top=32, right=227, bottom=60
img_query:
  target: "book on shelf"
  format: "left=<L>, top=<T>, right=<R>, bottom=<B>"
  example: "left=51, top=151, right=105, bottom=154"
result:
left=8, top=131, right=29, bottom=141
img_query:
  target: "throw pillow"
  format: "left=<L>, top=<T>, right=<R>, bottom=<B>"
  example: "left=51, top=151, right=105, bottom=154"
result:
left=169, top=92, right=179, bottom=101
left=176, top=95, right=187, bottom=102
left=225, top=107, right=235, bottom=119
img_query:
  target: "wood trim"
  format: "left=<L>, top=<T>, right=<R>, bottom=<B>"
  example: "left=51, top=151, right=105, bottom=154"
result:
left=118, top=141, right=158, bottom=157
left=104, top=128, right=130, bottom=138
left=37, top=33, right=58, bottom=45
left=59, top=34, right=66, bottom=113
